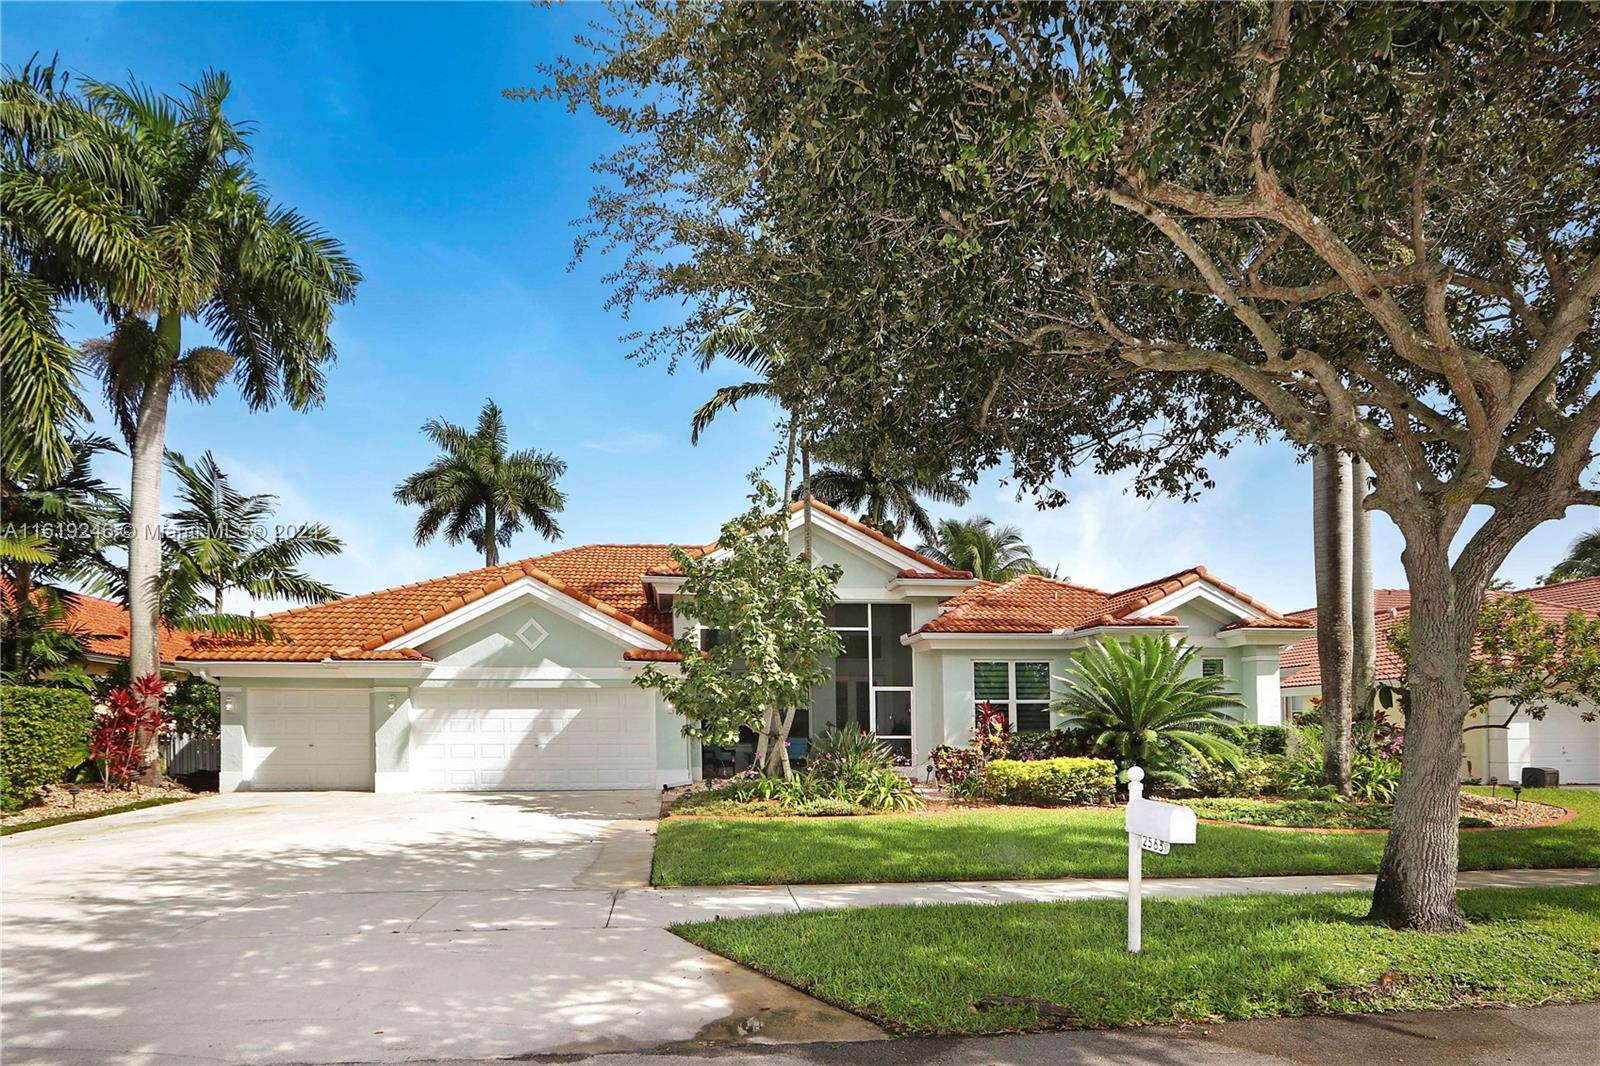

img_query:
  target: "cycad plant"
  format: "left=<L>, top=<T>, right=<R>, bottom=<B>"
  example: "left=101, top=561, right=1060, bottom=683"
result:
left=1052, top=634, right=1244, bottom=788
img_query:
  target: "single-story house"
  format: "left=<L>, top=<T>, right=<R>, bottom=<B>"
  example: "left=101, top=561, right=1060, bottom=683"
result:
left=1279, top=577, right=1600, bottom=784
left=0, top=583, right=194, bottom=675
left=177, top=501, right=1312, bottom=793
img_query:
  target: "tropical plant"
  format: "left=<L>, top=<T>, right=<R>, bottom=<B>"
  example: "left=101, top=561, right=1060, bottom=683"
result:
left=89, top=673, right=172, bottom=788
left=688, top=308, right=784, bottom=445
left=1, top=436, right=122, bottom=606
left=161, top=450, right=341, bottom=613
left=1544, top=529, right=1600, bottom=584
left=3, top=64, right=360, bottom=727
left=0, top=590, right=92, bottom=690
left=543, top=0, right=1600, bottom=931
left=1052, top=635, right=1245, bottom=789
left=634, top=477, right=842, bottom=777
left=0, top=684, right=94, bottom=810
left=804, top=437, right=970, bottom=542
left=918, top=516, right=1040, bottom=583
left=394, top=399, right=566, bottom=567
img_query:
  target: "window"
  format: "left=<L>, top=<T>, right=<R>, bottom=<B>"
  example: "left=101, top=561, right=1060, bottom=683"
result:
left=1201, top=658, right=1226, bottom=678
left=806, top=603, right=914, bottom=761
left=974, top=660, right=1052, bottom=732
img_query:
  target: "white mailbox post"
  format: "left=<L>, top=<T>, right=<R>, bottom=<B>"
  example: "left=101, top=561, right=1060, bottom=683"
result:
left=1123, top=766, right=1196, bottom=953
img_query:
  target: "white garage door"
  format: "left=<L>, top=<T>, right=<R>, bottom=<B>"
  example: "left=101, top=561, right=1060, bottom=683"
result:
left=410, top=688, right=656, bottom=790
left=246, top=689, right=372, bottom=790
left=1530, top=706, right=1600, bottom=784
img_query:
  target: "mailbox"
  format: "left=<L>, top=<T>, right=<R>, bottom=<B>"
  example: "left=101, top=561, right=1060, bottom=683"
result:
left=1126, top=796, right=1197, bottom=846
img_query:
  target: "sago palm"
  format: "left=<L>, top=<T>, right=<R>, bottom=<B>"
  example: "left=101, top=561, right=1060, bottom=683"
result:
left=3, top=65, right=359, bottom=686
left=919, top=515, right=1039, bottom=581
left=1052, top=635, right=1244, bottom=788
left=395, top=400, right=567, bottom=567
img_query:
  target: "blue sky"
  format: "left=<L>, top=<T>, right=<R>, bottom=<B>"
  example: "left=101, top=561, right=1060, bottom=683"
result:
left=6, top=2, right=1594, bottom=614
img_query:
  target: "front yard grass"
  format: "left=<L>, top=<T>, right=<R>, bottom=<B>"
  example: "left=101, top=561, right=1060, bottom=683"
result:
left=652, top=786, right=1599, bottom=885
left=674, top=885, right=1600, bottom=1034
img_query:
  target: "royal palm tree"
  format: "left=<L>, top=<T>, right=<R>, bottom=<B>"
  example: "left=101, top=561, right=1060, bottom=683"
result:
left=1545, top=529, right=1600, bottom=583
left=1312, top=445, right=1355, bottom=795
left=806, top=441, right=970, bottom=543
left=1052, top=635, right=1244, bottom=789
left=3, top=65, right=360, bottom=695
left=919, top=516, right=1039, bottom=582
left=395, top=400, right=567, bottom=567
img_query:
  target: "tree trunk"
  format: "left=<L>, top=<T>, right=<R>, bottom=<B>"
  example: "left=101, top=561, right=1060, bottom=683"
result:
left=483, top=503, right=498, bottom=566
left=128, top=314, right=178, bottom=786
left=1350, top=455, right=1376, bottom=732
left=214, top=583, right=225, bottom=615
left=753, top=704, right=775, bottom=771
left=800, top=425, right=813, bottom=562
left=1312, top=445, right=1354, bottom=794
left=1369, top=539, right=1475, bottom=931
left=774, top=704, right=797, bottom=779
left=781, top=414, right=798, bottom=503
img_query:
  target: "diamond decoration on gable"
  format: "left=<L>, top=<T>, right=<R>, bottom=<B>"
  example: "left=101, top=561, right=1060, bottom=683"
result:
left=515, top=617, right=550, bottom=653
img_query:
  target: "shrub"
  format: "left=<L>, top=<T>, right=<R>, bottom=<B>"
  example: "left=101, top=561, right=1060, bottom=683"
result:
left=1190, top=753, right=1284, bottom=798
left=1007, top=729, right=1083, bottom=761
left=90, top=675, right=174, bottom=788
left=1234, top=724, right=1288, bottom=757
left=0, top=686, right=94, bottom=811
left=809, top=726, right=896, bottom=779
left=983, top=756, right=1116, bottom=807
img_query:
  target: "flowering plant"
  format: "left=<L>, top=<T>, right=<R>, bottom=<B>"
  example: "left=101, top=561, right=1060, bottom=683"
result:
left=90, top=674, right=174, bottom=787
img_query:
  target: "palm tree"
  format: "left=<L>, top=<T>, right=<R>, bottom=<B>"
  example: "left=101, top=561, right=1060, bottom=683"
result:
left=1052, top=635, right=1244, bottom=789
left=395, top=400, right=567, bottom=567
left=3, top=66, right=360, bottom=696
left=1545, top=529, right=1600, bottom=583
left=805, top=441, right=970, bottom=542
left=1312, top=445, right=1355, bottom=795
left=163, top=450, right=342, bottom=613
left=689, top=310, right=784, bottom=446
left=0, top=435, right=122, bottom=609
left=919, top=516, right=1039, bottom=582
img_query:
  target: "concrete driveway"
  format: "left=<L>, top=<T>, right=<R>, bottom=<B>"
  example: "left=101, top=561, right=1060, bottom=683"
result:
left=0, top=792, right=879, bottom=1066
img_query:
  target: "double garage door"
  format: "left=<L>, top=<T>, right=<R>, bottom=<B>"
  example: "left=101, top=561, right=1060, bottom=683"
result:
left=245, top=687, right=656, bottom=791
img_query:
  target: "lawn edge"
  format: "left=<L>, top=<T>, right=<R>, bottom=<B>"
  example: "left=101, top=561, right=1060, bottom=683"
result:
left=0, top=795, right=193, bottom=836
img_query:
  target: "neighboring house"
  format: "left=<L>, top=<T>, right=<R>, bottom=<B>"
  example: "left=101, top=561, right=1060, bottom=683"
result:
left=1279, top=577, right=1600, bottom=784
left=0, top=583, right=195, bottom=675
left=177, top=500, right=1311, bottom=793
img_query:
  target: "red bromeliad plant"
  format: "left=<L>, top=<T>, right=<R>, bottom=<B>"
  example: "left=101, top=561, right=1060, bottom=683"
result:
left=90, top=674, right=173, bottom=788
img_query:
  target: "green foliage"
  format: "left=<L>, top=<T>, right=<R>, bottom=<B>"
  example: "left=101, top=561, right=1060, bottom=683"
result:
left=1052, top=635, right=1245, bottom=788
left=0, top=685, right=92, bottom=810
left=1234, top=724, right=1288, bottom=757
left=917, top=516, right=1039, bottom=582
left=0, top=589, right=93, bottom=690
left=1391, top=595, right=1600, bottom=728
left=394, top=399, right=566, bottom=566
left=94, top=663, right=218, bottom=739
left=674, top=759, right=921, bottom=816
left=1544, top=529, right=1600, bottom=584
left=1190, top=797, right=1491, bottom=831
left=635, top=478, right=842, bottom=774
left=1189, top=754, right=1283, bottom=799
left=982, top=757, right=1116, bottom=807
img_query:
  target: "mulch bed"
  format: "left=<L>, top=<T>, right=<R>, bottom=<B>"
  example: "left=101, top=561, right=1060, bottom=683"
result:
left=1, top=780, right=198, bottom=828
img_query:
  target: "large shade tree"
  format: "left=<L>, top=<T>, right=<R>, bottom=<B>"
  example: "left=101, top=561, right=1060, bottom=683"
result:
left=3, top=66, right=360, bottom=725
left=540, top=2, right=1600, bottom=930
left=394, top=399, right=567, bottom=567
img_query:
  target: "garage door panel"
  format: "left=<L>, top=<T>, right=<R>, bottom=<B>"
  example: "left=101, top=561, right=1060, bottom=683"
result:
left=410, top=688, right=656, bottom=790
left=247, top=690, right=372, bottom=791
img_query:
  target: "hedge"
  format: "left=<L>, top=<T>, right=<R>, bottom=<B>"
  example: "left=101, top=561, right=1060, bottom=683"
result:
left=1, top=686, right=94, bottom=811
left=983, top=756, right=1117, bottom=807
left=1235, top=724, right=1288, bottom=756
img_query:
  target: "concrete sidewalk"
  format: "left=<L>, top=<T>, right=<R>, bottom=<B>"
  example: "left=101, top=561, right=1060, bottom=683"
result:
left=624, top=866, right=1600, bottom=926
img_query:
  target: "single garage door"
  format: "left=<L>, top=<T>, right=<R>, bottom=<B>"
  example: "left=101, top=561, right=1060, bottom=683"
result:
left=1530, top=706, right=1600, bottom=784
left=410, top=687, right=655, bottom=790
left=246, top=689, right=372, bottom=790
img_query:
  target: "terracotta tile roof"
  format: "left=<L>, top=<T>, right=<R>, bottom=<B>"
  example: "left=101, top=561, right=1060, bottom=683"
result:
left=918, top=567, right=1294, bottom=636
left=622, top=648, right=687, bottom=662
left=918, top=574, right=1112, bottom=633
left=1280, top=582, right=1600, bottom=689
left=1220, top=615, right=1315, bottom=632
left=1520, top=575, right=1600, bottom=614
left=182, top=546, right=680, bottom=663
left=1, top=581, right=193, bottom=664
left=1287, top=589, right=1411, bottom=621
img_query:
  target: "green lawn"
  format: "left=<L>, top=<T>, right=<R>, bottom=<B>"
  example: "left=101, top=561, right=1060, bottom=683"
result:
left=674, top=886, right=1600, bottom=1034
left=652, top=786, right=1600, bottom=885
left=0, top=796, right=190, bottom=836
